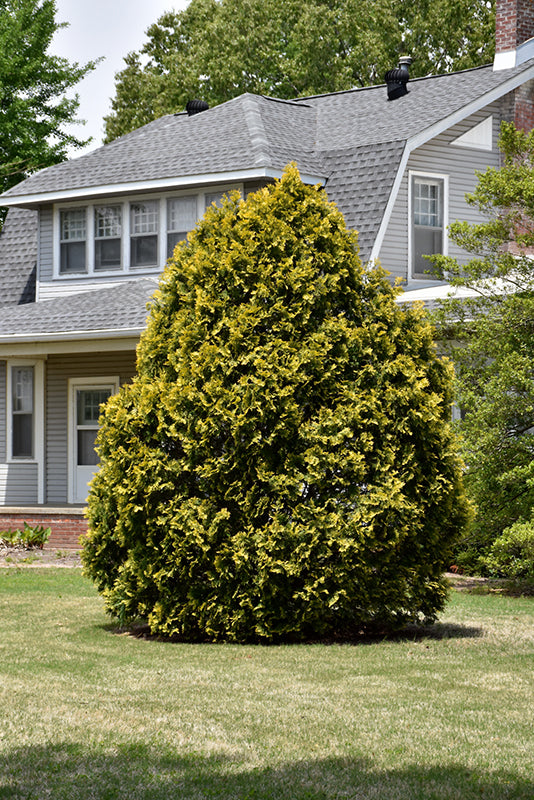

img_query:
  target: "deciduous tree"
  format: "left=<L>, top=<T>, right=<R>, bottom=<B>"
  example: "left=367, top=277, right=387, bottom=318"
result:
left=433, top=122, right=534, bottom=573
left=104, top=0, right=495, bottom=142
left=0, top=0, right=95, bottom=198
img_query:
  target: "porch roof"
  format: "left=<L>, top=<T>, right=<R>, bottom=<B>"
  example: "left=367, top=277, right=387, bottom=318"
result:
left=0, top=278, right=157, bottom=343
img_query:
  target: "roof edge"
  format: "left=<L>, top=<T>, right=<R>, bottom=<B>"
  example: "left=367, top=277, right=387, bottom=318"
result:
left=0, top=167, right=326, bottom=207
left=0, top=327, right=145, bottom=344
left=407, top=60, right=534, bottom=151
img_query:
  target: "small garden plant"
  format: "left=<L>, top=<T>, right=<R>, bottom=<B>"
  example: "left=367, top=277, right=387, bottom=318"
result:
left=0, top=522, right=51, bottom=550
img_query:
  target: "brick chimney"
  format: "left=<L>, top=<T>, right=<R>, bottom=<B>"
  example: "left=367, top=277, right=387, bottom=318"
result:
left=494, top=0, right=534, bottom=70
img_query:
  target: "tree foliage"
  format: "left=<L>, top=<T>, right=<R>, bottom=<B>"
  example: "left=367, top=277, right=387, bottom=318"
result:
left=104, top=0, right=495, bottom=142
left=433, top=122, right=534, bottom=573
left=82, top=166, right=468, bottom=642
left=0, top=0, right=96, bottom=197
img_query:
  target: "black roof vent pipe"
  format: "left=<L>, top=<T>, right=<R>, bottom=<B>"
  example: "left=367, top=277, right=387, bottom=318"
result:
left=385, top=56, right=413, bottom=101
left=186, top=99, right=209, bottom=116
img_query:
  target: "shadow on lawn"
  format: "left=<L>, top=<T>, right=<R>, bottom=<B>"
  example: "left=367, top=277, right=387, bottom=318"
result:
left=104, top=619, right=483, bottom=645
left=1, top=745, right=530, bottom=800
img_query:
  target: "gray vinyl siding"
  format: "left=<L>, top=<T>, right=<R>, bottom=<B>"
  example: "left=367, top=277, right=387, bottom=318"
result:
left=0, top=463, right=38, bottom=504
left=38, top=205, right=53, bottom=283
left=378, top=104, right=502, bottom=285
left=46, top=350, right=137, bottom=504
left=0, top=362, right=5, bottom=462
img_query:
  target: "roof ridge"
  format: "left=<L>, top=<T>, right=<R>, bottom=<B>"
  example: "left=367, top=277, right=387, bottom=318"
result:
left=241, top=94, right=272, bottom=167
left=259, top=95, right=312, bottom=109
left=296, top=62, right=496, bottom=102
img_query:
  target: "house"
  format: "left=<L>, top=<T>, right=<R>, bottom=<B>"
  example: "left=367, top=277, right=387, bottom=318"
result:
left=0, top=0, right=533, bottom=548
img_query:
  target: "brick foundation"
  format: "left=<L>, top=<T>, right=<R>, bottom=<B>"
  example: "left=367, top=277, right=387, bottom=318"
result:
left=0, top=508, right=88, bottom=550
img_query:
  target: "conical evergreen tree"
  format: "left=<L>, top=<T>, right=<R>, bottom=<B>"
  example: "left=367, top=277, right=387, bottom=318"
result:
left=82, top=166, right=468, bottom=641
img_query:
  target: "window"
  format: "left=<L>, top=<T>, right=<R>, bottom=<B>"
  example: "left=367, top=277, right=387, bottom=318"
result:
left=55, top=187, right=237, bottom=278
left=167, top=196, right=198, bottom=258
left=60, top=209, right=86, bottom=273
left=205, top=192, right=225, bottom=210
left=11, top=366, right=33, bottom=458
left=411, top=175, right=446, bottom=279
left=130, top=201, right=159, bottom=267
left=76, top=388, right=112, bottom=466
left=95, top=205, right=122, bottom=270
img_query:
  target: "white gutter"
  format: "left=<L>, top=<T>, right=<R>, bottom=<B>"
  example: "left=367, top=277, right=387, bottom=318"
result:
left=396, top=284, right=481, bottom=303
left=397, top=272, right=527, bottom=304
left=0, top=167, right=326, bottom=208
left=0, top=326, right=145, bottom=344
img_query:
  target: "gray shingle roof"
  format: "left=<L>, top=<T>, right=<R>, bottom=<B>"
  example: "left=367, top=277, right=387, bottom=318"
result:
left=4, top=60, right=533, bottom=206
left=0, top=95, right=323, bottom=199
left=322, top=141, right=406, bottom=260
left=301, top=62, right=534, bottom=148
left=0, top=208, right=37, bottom=308
left=0, top=279, right=157, bottom=339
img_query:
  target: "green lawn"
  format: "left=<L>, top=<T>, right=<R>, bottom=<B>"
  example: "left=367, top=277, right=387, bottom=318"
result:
left=0, top=568, right=533, bottom=800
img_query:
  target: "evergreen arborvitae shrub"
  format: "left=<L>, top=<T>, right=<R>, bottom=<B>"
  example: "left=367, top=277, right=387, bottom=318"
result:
left=82, top=166, right=468, bottom=641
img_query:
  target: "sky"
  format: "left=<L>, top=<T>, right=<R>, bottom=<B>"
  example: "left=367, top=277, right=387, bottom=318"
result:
left=52, top=0, right=191, bottom=157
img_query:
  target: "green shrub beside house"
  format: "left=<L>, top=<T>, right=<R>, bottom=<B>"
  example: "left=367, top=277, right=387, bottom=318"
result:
left=81, top=167, right=469, bottom=641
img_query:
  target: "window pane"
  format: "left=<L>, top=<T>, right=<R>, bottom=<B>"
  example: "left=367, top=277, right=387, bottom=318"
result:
left=12, top=367, right=33, bottom=412
left=205, top=192, right=225, bottom=209
left=60, top=209, right=86, bottom=273
left=131, top=235, right=158, bottom=267
left=413, top=179, right=442, bottom=227
left=60, top=241, right=86, bottom=273
left=168, top=196, right=197, bottom=232
left=413, top=227, right=443, bottom=276
left=61, top=209, right=86, bottom=241
left=167, top=231, right=187, bottom=259
left=130, top=201, right=158, bottom=267
left=77, top=430, right=99, bottom=466
left=77, top=390, right=111, bottom=426
left=95, top=206, right=122, bottom=238
left=13, top=415, right=32, bottom=458
left=95, top=238, right=121, bottom=269
left=130, top=201, right=158, bottom=234
left=412, top=177, right=444, bottom=278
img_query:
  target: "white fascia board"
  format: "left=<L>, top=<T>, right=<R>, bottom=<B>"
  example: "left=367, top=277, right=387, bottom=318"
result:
left=370, top=63, right=534, bottom=264
left=0, top=328, right=142, bottom=349
left=0, top=167, right=326, bottom=208
left=0, top=334, right=140, bottom=357
left=396, top=272, right=526, bottom=304
left=369, top=142, right=410, bottom=263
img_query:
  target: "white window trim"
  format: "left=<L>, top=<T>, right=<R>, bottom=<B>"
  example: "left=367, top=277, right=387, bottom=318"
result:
left=67, top=376, right=120, bottom=504
left=53, top=185, right=242, bottom=280
left=6, top=359, right=45, bottom=502
left=408, top=170, right=449, bottom=283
